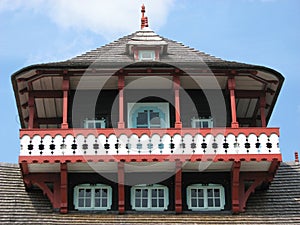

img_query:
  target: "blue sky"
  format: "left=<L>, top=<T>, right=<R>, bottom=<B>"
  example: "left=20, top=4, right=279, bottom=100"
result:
left=0, top=0, right=299, bottom=163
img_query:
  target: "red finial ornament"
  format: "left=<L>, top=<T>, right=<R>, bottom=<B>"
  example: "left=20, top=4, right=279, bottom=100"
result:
left=141, top=4, right=147, bottom=29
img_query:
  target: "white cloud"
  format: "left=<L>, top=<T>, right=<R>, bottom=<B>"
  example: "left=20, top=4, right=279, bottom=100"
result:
left=0, top=0, right=175, bottom=40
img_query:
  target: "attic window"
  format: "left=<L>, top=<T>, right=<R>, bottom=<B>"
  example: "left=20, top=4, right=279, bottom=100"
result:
left=138, top=50, right=155, bottom=61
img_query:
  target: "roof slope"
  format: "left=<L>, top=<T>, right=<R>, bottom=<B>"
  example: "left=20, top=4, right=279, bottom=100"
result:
left=11, top=30, right=284, bottom=77
left=0, top=162, right=299, bottom=225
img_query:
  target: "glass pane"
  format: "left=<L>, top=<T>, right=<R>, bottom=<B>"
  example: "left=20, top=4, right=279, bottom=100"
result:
left=198, top=199, right=204, bottom=207
left=135, top=199, right=140, bottom=207
left=95, top=198, right=100, bottom=207
left=142, top=199, right=148, bottom=207
left=142, top=189, right=148, bottom=198
left=137, top=112, right=148, bottom=127
left=191, top=199, right=197, bottom=207
left=102, top=199, right=107, bottom=207
left=79, top=189, right=85, bottom=197
left=152, top=199, right=157, bottom=207
left=159, top=189, right=164, bottom=197
left=215, top=199, right=220, bottom=207
left=198, top=189, right=204, bottom=197
left=207, top=189, right=213, bottom=197
left=195, top=121, right=201, bottom=128
left=191, top=189, right=197, bottom=197
left=95, top=189, right=100, bottom=197
left=78, top=199, right=84, bottom=207
left=95, top=122, right=102, bottom=128
left=86, top=189, right=91, bottom=197
left=86, top=198, right=91, bottom=207
left=152, top=189, right=157, bottom=197
left=159, top=199, right=164, bottom=207
left=102, top=189, right=108, bottom=197
left=214, top=189, right=220, bottom=197
left=150, top=112, right=160, bottom=126
left=136, top=189, right=141, bottom=197
left=88, top=123, right=94, bottom=128
left=203, top=121, right=209, bottom=128
left=208, top=198, right=213, bottom=207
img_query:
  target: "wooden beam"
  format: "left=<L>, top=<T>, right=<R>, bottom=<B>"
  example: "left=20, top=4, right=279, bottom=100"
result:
left=60, top=163, right=68, bottom=214
left=30, top=90, right=63, bottom=98
left=36, top=117, right=62, bottom=124
left=235, top=90, right=264, bottom=98
left=231, top=161, right=241, bottom=214
left=175, top=160, right=182, bottom=213
left=118, top=162, right=125, bottom=214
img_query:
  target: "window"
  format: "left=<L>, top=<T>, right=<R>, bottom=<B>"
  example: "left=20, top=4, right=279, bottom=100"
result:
left=74, top=184, right=112, bottom=210
left=191, top=118, right=213, bottom=128
left=131, top=184, right=169, bottom=211
left=138, top=50, right=155, bottom=61
left=84, top=119, right=106, bottom=128
left=187, top=184, right=225, bottom=211
left=128, top=103, right=170, bottom=128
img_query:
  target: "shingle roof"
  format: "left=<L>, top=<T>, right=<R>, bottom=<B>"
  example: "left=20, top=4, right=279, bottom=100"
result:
left=11, top=29, right=284, bottom=77
left=0, top=162, right=299, bottom=224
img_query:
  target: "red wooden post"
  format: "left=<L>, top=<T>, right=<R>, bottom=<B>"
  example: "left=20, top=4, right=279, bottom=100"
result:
left=118, top=75, right=125, bottom=128
left=61, top=74, right=69, bottom=129
left=231, top=161, right=241, bottom=214
left=118, top=161, right=125, bottom=214
left=28, top=92, right=35, bottom=129
left=175, top=160, right=182, bottom=213
left=60, top=163, right=68, bottom=214
left=173, top=75, right=182, bottom=128
left=228, top=77, right=239, bottom=128
left=260, top=94, right=266, bottom=127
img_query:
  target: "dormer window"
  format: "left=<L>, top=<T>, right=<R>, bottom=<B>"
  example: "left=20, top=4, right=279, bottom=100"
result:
left=138, top=50, right=155, bottom=61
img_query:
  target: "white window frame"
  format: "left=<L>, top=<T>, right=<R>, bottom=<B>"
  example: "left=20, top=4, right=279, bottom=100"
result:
left=131, top=184, right=169, bottom=211
left=84, top=119, right=106, bottom=128
left=191, top=117, right=213, bottom=128
left=187, top=184, right=225, bottom=211
left=138, top=50, right=155, bottom=61
left=128, top=103, right=170, bottom=128
left=74, top=184, right=112, bottom=211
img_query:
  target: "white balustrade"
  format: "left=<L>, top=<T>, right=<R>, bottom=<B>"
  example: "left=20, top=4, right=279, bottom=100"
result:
left=20, top=131, right=280, bottom=156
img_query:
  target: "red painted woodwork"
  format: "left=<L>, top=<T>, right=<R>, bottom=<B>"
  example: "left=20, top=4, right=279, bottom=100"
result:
left=61, top=76, right=70, bottom=129
left=19, top=154, right=282, bottom=165
left=175, top=160, right=182, bottom=213
left=60, top=163, right=68, bottom=213
left=20, top=161, right=29, bottom=175
left=29, top=90, right=63, bottom=98
left=260, top=95, right=266, bottom=127
left=173, top=75, right=182, bottom=128
left=141, top=5, right=146, bottom=29
left=228, top=77, right=239, bottom=128
left=118, top=75, right=125, bottom=128
left=23, top=173, right=61, bottom=209
left=231, top=161, right=241, bottom=214
left=295, top=152, right=299, bottom=163
left=118, top=162, right=125, bottom=214
left=19, top=127, right=280, bottom=139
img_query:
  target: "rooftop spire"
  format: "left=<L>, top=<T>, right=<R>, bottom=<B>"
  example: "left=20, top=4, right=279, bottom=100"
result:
left=140, top=4, right=149, bottom=29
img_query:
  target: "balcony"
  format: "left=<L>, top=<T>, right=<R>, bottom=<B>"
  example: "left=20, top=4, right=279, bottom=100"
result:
left=20, top=127, right=280, bottom=164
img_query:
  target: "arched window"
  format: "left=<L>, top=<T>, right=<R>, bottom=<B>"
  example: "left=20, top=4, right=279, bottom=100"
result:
left=73, top=184, right=112, bottom=211
left=131, top=184, right=169, bottom=211
left=186, top=184, right=225, bottom=211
